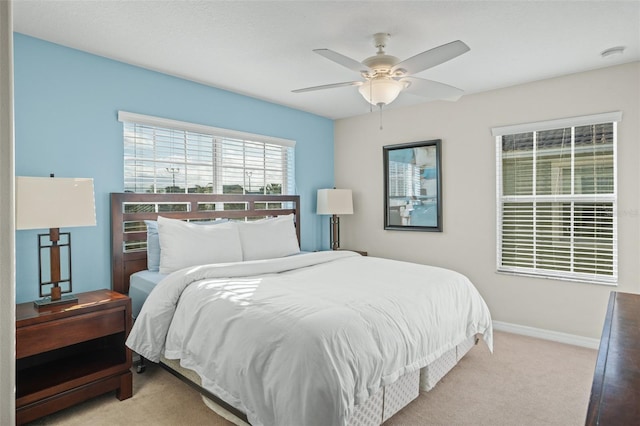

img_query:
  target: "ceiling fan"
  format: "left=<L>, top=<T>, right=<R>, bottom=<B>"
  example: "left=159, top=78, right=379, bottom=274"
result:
left=293, top=33, right=470, bottom=109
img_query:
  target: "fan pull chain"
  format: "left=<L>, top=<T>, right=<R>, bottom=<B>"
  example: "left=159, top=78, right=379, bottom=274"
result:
left=379, top=104, right=383, bottom=130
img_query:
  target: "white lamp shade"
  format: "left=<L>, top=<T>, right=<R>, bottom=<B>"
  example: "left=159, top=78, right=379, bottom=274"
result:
left=358, top=78, right=404, bottom=106
left=16, top=176, right=97, bottom=230
left=317, top=189, right=353, bottom=215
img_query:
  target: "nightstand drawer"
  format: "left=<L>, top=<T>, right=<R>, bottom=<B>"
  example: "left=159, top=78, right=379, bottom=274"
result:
left=17, top=307, right=125, bottom=359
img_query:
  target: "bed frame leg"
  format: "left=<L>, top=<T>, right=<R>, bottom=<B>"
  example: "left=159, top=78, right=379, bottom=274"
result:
left=137, top=355, right=147, bottom=374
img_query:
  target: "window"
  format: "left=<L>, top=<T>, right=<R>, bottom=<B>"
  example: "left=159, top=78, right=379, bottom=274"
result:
left=118, top=111, right=295, bottom=196
left=493, top=112, right=621, bottom=285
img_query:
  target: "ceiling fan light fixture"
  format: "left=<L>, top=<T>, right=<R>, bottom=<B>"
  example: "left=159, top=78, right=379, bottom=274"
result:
left=358, top=78, right=404, bottom=106
left=294, top=33, right=470, bottom=114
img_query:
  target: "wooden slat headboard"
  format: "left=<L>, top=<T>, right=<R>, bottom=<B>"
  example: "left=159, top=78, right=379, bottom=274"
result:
left=110, top=192, right=301, bottom=294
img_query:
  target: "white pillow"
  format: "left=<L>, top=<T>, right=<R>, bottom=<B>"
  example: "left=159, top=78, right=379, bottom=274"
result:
left=157, top=216, right=243, bottom=274
left=237, top=214, right=300, bottom=261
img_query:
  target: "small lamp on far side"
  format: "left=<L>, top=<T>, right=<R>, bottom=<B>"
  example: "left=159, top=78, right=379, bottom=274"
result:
left=317, top=188, right=353, bottom=250
left=16, top=175, right=96, bottom=308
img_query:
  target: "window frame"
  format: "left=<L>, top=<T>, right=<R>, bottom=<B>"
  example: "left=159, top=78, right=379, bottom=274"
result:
left=493, top=111, right=621, bottom=285
left=118, top=111, right=295, bottom=196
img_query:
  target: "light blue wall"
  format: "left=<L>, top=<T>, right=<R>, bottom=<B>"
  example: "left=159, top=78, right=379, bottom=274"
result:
left=14, top=33, right=334, bottom=303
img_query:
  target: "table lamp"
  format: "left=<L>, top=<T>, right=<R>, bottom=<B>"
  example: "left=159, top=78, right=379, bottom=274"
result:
left=16, top=175, right=96, bottom=307
left=317, top=188, right=353, bottom=250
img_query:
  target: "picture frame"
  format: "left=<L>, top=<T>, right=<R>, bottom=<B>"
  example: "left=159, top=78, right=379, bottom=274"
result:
left=383, top=139, right=442, bottom=232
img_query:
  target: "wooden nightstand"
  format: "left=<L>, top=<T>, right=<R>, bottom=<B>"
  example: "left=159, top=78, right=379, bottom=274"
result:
left=16, top=289, right=133, bottom=425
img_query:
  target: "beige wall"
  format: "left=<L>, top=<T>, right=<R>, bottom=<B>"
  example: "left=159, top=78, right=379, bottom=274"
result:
left=335, top=62, right=640, bottom=339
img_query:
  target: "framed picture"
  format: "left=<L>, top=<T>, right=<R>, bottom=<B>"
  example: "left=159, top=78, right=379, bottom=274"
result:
left=383, top=139, right=442, bottom=232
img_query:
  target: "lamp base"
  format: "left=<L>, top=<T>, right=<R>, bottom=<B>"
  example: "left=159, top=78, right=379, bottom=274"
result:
left=330, top=214, right=341, bottom=250
left=34, top=294, right=79, bottom=309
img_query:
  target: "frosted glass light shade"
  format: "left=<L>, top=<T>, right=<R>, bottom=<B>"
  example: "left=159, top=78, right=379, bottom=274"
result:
left=358, top=78, right=404, bottom=106
left=317, top=189, right=353, bottom=215
left=16, top=176, right=96, bottom=230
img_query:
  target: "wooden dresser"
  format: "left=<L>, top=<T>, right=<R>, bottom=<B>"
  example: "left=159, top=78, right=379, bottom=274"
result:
left=585, top=291, right=640, bottom=425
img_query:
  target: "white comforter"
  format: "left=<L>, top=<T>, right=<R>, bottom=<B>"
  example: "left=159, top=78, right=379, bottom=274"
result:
left=126, top=251, right=493, bottom=426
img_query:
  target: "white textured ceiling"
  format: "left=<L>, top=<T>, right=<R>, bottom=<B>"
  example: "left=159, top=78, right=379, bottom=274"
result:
left=12, top=0, right=640, bottom=120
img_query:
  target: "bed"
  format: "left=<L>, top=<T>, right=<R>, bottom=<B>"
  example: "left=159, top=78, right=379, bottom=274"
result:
left=110, top=192, right=493, bottom=426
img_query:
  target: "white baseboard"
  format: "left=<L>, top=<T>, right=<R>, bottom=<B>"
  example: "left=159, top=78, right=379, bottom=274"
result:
left=493, top=320, right=599, bottom=349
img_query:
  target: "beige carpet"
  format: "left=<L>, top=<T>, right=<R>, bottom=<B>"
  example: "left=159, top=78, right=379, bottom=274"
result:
left=27, top=331, right=597, bottom=426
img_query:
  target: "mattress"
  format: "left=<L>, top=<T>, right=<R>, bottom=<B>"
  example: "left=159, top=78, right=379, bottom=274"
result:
left=129, top=270, right=166, bottom=318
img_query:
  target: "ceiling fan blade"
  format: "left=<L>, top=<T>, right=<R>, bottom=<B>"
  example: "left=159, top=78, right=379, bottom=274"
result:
left=392, top=40, right=470, bottom=76
left=313, top=49, right=372, bottom=74
left=292, top=81, right=363, bottom=93
left=401, top=77, right=465, bottom=101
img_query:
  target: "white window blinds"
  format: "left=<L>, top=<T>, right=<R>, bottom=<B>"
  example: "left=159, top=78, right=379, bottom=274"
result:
left=494, top=112, right=620, bottom=285
left=119, top=112, right=295, bottom=195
